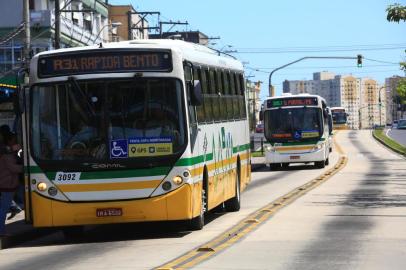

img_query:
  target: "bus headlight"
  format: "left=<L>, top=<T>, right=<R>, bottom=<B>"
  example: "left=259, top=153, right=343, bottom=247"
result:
left=48, top=187, right=58, bottom=196
left=37, top=182, right=47, bottom=191
left=172, top=176, right=183, bottom=185
left=313, top=143, right=323, bottom=151
left=266, top=145, right=275, bottom=152
left=162, top=181, right=172, bottom=191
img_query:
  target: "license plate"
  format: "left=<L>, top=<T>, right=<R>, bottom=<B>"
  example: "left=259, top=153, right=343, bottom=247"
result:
left=96, top=208, right=122, bottom=217
left=290, top=156, right=300, bottom=160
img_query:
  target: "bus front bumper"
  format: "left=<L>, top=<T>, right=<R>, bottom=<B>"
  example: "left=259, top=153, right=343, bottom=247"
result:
left=30, top=183, right=201, bottom=227
left=265, top=147, right=325, bottom=164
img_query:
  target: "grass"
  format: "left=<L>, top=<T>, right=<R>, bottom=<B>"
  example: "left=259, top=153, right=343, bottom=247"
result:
left=373, top=128, right=406, bottom=156
left=251, top=151, right=264, bottom=157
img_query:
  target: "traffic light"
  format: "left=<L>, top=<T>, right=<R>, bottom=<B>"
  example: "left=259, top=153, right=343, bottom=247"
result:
left=357, top=54, right=362, bottom=67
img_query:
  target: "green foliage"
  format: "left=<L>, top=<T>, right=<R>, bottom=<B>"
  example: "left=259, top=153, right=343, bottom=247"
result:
left=386, top=3, right=406, bottom=22
left=396, top=78, right=406, bottom=104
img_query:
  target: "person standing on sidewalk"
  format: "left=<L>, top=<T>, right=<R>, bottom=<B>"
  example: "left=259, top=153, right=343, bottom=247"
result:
left=0, top=142, right=23, bottom=237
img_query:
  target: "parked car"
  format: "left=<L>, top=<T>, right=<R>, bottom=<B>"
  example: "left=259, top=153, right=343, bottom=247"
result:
left=397, top=119, right=406, bottom=129
left=255, top=123, right=264, bottom=133
left=392, top=120, right=398, bottom=129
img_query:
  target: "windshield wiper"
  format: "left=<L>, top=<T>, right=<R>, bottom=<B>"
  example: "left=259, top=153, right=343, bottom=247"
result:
left=68, top=76, right=96, bottom=117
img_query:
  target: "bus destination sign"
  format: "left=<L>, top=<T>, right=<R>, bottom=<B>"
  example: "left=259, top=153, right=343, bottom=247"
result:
left=268, top=97, right=318, bottom=108
left=38, top=50, right=172, bottom=78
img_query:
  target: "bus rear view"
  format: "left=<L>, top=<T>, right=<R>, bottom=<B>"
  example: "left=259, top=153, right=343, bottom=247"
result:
left=263, top=95, right=331, bottom=170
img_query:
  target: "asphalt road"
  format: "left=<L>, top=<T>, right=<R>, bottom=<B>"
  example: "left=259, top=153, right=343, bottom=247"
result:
left=1, top=131, right=405, bottom=270
left=386, top=128, right=406, bottom=146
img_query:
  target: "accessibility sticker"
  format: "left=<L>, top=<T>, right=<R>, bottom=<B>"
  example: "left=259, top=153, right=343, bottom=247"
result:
left=110, top=139, right=128, bottom=158
left=128, top=137, right=173, bottom=157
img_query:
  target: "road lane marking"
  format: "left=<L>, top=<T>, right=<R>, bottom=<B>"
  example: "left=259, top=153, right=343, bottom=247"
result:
left=156, top=134, right=348, bottom=270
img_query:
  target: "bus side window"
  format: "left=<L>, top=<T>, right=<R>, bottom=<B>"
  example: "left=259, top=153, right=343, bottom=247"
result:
left=210, top=69, right=220, bottom=122
left=225, top=71, right=233, bottom=120
left=202, top=68, right=213, bottom=122
left=194, top=67, right=206, bottom=123
left=231, top=72, right=240, bottom=119
left=239, top=74, right=247, bottom=118
left=218, top=70, right=227, bottom=120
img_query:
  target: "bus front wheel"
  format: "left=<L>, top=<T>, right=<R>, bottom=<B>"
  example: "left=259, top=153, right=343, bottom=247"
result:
left=315, top=160, right=325, bottom=168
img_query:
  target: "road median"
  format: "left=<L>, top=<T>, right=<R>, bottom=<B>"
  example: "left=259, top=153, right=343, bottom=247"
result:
left=372, top=128, right=406, bottom=157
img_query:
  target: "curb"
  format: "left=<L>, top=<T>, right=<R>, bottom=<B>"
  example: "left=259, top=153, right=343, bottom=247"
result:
left=372, top=130, right=406, bottom=158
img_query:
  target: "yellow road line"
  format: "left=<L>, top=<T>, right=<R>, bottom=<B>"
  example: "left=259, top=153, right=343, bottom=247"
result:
left=156, top=132, right=348, bottom=270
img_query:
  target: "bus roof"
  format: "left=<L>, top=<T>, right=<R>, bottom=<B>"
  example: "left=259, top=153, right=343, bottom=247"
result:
left=31, top=39, right=244, bottom=72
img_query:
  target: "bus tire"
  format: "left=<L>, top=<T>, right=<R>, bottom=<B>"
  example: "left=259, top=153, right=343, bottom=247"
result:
left=269, top=163, right=280, bottom=171
left=225, top=164, right=241, bottom=212
left=190, top=169, right=208, bottom=230
left=315, top=160, right=325, bottom=168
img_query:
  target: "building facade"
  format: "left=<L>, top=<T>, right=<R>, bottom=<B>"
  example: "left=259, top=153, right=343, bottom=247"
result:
left=246, top=80, right=261, bottom=131
left=0, top=0, right=110, bottom=76
left=283, top=72, right=385, bottom=129
left=385, top=76, right=405, bottom=124
left=108, top=5, right=149, bottom=42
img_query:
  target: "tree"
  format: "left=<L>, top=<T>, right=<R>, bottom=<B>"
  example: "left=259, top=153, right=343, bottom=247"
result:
left=386, top=4, right=406, bottom=71
left=386, top=3, right=406, bottom=22
left=396, top=78, right=406, bottom=117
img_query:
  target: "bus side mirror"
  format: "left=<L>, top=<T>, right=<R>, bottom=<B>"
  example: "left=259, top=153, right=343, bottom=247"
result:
left=259, top=111, right=264, bottom=121
left=13, top=86, right=27, bottom=115
left=190, top=80, right=203, bottom=106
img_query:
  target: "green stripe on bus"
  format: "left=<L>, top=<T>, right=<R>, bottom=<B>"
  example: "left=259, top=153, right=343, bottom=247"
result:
left=175, top=153, right=213, bottom=166
left=233, top=143, right=250, bottom=153
left=28, top=166, right=170, bottom=180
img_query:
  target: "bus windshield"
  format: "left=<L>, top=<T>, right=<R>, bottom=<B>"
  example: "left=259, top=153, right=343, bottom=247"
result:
left=264, top=107, right=322, bottom=142
left=332, top=111, right=347, bottom=124
left=31, top=78, right=186, bottom=166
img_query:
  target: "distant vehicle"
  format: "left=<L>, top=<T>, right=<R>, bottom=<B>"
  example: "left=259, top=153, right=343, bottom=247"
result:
left=255, top=123, right=264, bottom=133
left=392, top=120, right=399, bottom=129
left=331, top=107, right=348, bottom=130
left=262, top=94, right=331, bottom=170
left=397, top=119, right=406, bottom=129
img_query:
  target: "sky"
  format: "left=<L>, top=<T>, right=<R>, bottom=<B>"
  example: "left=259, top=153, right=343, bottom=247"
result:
left=109, top=0, right=406, bottom=100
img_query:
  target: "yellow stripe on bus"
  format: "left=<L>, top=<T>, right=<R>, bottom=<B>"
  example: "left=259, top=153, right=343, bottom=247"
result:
left=57, top=180, right=162, bottom=192
left=275, top=146, right=314, bottom=152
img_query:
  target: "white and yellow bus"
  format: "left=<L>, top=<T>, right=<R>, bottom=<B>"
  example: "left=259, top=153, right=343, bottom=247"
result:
left=262, top=94, right=331, bottom=170
left=331, top=106, right=348, bottom=130
left=20, top=40, right=251, bottom=233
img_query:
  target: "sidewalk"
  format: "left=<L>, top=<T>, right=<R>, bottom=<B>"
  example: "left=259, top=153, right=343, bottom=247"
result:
left=0, top=211, right=49, bottom=249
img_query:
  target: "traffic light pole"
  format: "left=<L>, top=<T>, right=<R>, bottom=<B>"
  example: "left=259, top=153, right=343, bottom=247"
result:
left=268, top=55, right=362, bottom=97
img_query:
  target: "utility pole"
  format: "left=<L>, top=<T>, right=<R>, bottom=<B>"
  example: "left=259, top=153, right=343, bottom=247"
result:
left=55, top=0, right=61, bottom=49
left=127, top=11, right=160, bottom=40
left=23, top=0, right=30, bottom=65
left=268, top=56, right=362, bottom=97
left=159, top=21, right=188, bottom=38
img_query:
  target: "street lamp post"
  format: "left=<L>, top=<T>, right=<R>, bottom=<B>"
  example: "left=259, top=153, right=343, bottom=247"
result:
left=92, top=22, right=122, bottom=44
left=378, top=85, right=385, bottom=127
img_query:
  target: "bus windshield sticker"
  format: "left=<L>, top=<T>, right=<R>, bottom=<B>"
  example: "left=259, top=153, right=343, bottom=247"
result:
left=294, top=131, right=301, bottom=139
left=110, top=139, right=129, bottom=159
left=128, top=137, right=173, bottom=157
left=301, top=130, right=320, bottom=138
left=38, top=50, right=172, bottom=78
